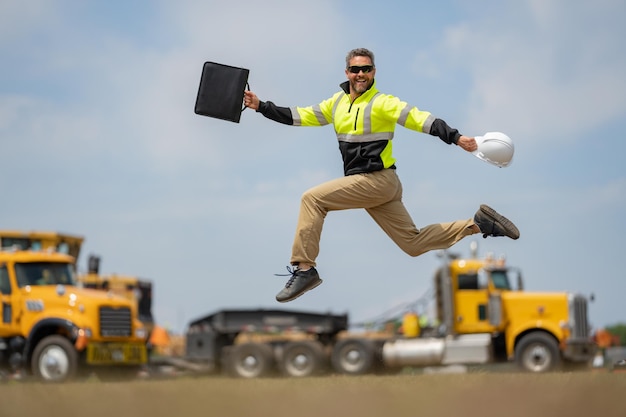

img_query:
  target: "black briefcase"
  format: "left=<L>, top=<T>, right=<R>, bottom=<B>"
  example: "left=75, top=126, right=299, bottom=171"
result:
left=194, top=61, right=250, bottom=123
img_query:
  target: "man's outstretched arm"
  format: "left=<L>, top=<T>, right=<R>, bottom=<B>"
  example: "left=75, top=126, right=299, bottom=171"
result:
left=244, top=91, right=293, bottom=125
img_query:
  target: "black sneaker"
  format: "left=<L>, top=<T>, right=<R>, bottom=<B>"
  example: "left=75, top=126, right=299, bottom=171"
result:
left=275, top=266, right=323, bottom=303
left=474, top=204, right=520, bottom=240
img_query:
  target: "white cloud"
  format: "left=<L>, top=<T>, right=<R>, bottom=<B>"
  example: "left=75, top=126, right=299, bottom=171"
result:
left=419, top=0, right=626, bottom=145
left=0, top=1, right=56, bottom=46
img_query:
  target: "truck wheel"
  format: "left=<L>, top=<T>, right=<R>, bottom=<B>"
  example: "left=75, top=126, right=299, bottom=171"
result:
left=279, top=341, right=326, bottom=377
left=31, top=335, right=78, bottom=382
left=515, top=332, right=561, bottom=373
left=331, top=339, right=377, bottom=375
left=223, top=343, right=274, bottom=378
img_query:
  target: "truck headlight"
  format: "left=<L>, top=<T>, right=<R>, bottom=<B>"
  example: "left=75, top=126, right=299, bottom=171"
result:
left=135, top=328, right=147, bottom=339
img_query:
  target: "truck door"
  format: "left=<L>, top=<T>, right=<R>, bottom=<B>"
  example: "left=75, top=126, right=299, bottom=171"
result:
left=453, top=271, right=494, bottom=334
left=0, top=264, right=20, bottom=337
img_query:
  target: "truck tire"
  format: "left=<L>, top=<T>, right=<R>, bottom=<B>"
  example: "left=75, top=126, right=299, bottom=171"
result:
left=515, top=332, right=561, bottom=373
left=331, top=339, right=378, bottom=375
left=223, top=343, right=275, bottom=378
left=279, top=341, right=327, bottom=377
left=31, top=335, right=78, bottom=382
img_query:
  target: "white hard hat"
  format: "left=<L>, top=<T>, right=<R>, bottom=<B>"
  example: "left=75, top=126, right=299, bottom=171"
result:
left=472, top=131, right=514, bottom=168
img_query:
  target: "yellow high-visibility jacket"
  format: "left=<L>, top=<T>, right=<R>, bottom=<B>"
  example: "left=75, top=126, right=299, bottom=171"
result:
left=257, top=80, right=460, bottom=176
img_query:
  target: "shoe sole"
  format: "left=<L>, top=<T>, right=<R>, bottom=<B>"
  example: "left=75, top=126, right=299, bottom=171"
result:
left=480, top=204, right=520, bottom=240
left=276, top=278, right=323, bottom=303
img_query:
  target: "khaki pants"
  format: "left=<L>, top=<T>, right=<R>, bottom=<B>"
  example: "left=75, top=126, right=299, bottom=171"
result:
left=290, top=168, right=476, bottom=266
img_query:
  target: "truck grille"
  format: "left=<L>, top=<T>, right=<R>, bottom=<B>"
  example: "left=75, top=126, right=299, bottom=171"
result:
left=570, top=295, right=590, bottom=339
left=99, top=306, right=132, bottom=337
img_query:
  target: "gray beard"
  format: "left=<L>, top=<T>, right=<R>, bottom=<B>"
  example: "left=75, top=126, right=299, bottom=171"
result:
left=351, top=80, right=372, bottom=94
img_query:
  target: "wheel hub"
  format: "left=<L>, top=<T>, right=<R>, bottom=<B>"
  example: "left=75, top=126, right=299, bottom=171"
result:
left=292, top=353, right=309, bottom=370
left=345, top=349, right=362, bottom=365
left=242, top=355, right=258, bottom=370
left=39, top=346, right=70, bottom=380
left=524, top=344, right=550, bottom=371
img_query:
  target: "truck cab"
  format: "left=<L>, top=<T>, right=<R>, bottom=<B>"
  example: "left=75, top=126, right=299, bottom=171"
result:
left=0, top=230, right=154, bottom=334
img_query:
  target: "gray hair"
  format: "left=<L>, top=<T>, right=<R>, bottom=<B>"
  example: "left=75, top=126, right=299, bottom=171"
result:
left=345, top=48, right=375, bottom=68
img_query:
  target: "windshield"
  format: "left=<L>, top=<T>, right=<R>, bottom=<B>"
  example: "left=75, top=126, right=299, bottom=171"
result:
left=490, top=269, right=512, bottom=290
left=14, top=262, right=76, bottom=287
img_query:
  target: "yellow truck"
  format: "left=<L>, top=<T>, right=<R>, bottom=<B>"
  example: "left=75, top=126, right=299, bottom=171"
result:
left=0, top=230, right=154, bottom=334
left=0, top=247, right=147, bottom=382
left=426, top=242, right=596, bottom=372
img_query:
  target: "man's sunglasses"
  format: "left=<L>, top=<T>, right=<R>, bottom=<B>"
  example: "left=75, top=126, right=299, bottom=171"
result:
left=347, top=65, right=374, bottom=74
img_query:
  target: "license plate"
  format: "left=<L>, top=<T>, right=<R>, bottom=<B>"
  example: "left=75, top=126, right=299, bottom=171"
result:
left=87, top=343, right=147, bottom=365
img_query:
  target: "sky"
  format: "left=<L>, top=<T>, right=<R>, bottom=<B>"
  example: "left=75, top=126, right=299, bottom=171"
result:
left=1, top=0, right=625, bottom=334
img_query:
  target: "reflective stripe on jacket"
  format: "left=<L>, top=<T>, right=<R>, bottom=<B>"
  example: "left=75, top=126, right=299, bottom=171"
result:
left=290, top=80, right=436, bottom=176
